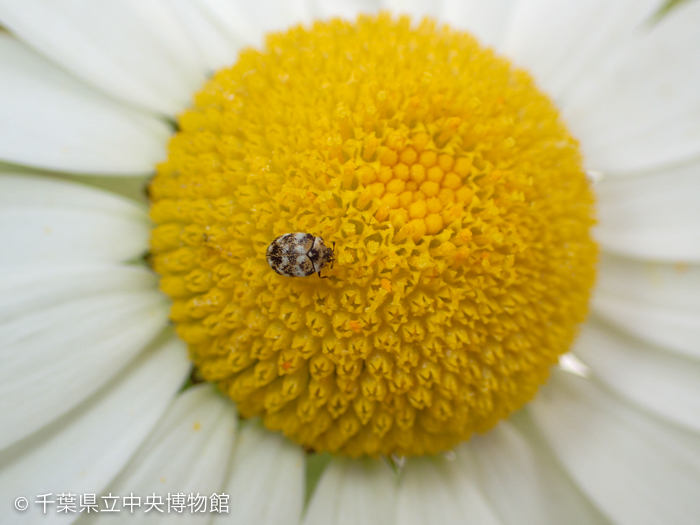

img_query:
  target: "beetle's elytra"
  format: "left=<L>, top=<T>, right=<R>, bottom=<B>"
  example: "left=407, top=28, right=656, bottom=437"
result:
left=266, top=233, right=335, bottom=278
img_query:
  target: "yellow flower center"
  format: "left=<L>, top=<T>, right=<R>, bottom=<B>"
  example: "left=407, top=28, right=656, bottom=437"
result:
left=149, top=14, right=597, bottom=457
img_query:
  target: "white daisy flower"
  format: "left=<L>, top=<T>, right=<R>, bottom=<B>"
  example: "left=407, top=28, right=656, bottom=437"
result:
left=1, top=0, right=699, bottom=524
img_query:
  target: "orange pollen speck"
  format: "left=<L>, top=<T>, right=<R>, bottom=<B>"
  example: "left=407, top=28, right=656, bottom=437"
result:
left=148, top=13, right=597, bottom=457
left=349, top=321, right=362, bottom=333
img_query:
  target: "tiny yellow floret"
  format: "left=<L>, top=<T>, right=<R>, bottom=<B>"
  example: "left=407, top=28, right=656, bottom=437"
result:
left=149, top=14, right=596, bottom=457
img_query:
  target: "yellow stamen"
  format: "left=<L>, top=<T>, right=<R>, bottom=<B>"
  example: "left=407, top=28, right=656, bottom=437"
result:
left=149, top=13, right=596, bottom=457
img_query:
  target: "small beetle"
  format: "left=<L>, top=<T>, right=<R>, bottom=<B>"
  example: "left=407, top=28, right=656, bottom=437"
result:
left=266, top=233, right=335, bottom=278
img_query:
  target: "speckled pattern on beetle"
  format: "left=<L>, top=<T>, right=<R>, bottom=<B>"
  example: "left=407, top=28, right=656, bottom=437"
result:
left=266, top=233, right=335, bottom=278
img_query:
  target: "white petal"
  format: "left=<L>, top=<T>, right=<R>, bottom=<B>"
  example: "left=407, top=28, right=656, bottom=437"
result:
left=0, top=173, right=147, bottom=211
left=216, top=423, right=305, bottom=525
left=0, top=0, right=207, bottom=115
left=467, top=422, right=547, bottom=525
left=304, top=457, right=397, bottom=525
left=595, top=284, right=683, bottom=341
left=49, top=173, right=151, bottom=206
left=219, top=0, right=314, bottom=49
left=310, top=0, right=382, bottom=21
left=593, top=253, right=700, bottom=359
left=0, top=175, right=149, bottom=268
left=511, top=412, right=619, bottom=525
left=562, top=0, right=700, bottom=174
left=164, top=0, right=249, bottom=72
left=92, top=385, right=237, bottom=524
left=441, top=0, right=518, bottom=51
left=529, top=369, right=700, bottom=525
left=574, top=321, right=700, bottom=434
left=0, top=264, right=156, bottom=321
left=594, top=160, right=700, bottom=262
left=0, top=336, right=190, bottom=524
left=0, top=208, right=147, bottom=267
left=501, top=0, right=659, bottom=102
left=397, top=454, right=500, bottom=525
left=0, top=265, right=169, bottom=452
left=596, top=253, right=700, bottom=311
left=184, top=0, right=261, bottom=45
left=397, top=459, right=462, bottom=525
left=382, top=0, right=443, bottom=20
left=0, top=34, right=170, bottom=175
